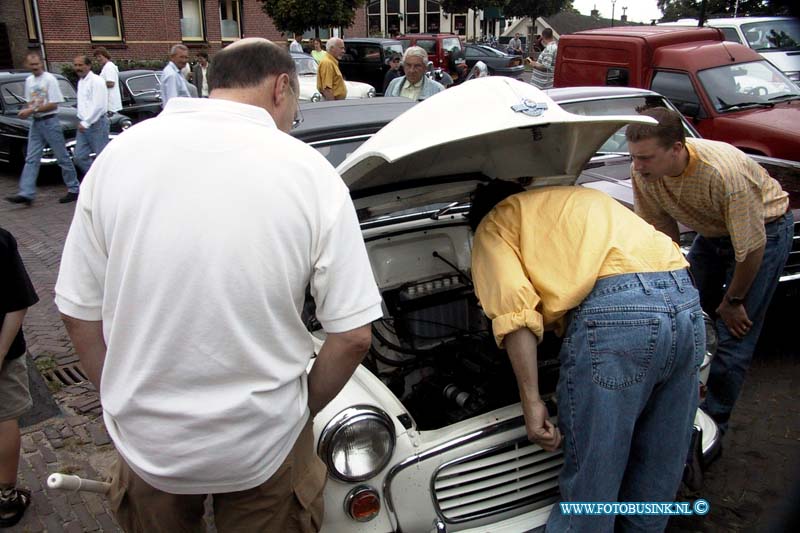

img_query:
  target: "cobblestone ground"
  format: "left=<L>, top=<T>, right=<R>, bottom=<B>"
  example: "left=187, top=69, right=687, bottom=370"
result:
left=1, top=168, right=798, bottom=532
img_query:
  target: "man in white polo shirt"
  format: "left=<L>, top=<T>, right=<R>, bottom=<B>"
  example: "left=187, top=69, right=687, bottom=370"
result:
left=55, top=38, right=381, bottom=531
left=93, top=47, right=123, bottom=114
left=72, top=55, right=108, bottom=181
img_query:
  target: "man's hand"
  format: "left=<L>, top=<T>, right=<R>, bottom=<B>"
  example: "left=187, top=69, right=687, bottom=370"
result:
left=78, top=124, right=87, bottom=132
left=522, top=398, right=561, bottom=451
left=716, top=299, right=753, bottom=338
left=18, top=108, right=33, bottom=119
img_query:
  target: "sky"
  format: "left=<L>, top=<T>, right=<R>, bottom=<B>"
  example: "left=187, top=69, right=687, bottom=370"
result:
left=572, top=0, right=665, bottom=24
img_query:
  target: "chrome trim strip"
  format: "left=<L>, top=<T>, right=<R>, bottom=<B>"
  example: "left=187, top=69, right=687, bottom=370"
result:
left=308, top=134, right=372, bottom=147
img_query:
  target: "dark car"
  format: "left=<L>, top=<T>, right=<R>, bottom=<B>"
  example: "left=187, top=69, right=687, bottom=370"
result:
left=0, top=71, right=132, bottom=168
left=339, top=38, right=405, bottom=94
left=118, top=69, right=163, bottom=123
left=463, top=44, right=525, bottom=78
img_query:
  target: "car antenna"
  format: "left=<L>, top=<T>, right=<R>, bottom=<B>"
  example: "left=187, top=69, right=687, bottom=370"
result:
left=721, top=41, right=737, bottom=63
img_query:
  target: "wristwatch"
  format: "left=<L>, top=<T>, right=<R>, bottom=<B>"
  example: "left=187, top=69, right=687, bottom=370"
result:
left=726, top=294, right=746, bottom=305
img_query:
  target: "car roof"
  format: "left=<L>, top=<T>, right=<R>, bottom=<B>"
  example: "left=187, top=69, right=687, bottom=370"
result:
left=0, top=70, right=67, bottom=81
left=291, top=52, right=314, bottom=59
left=546, top=86, right=661, bottom=103
left=398, top=33, right=460, bottom=38
left=292, top=98, right=415, bottom=142
left=654, top=40, right=762, bottom=69
left=344, top=38, right=402, bottom=44
left=707, top=16, right=795, bottom=26
left=573, top=25, right=724, bottom=46
left=118, top=69, right=159, bottom=78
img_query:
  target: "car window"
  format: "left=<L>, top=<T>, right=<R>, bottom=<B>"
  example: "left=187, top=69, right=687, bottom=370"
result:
left=651, top=71, right=703, bottom=114
left=465, top=46, right=480, bottom=59
left=416, top=40, right=436, bottom=55
left=293, top=57, right=318, bottom=75
left=310, top=137, right=371, bottom=167
left=741, top=19, right=800, bottom=51
left=719, top=27, right=743, bottom=44
left=559, top=95, right=698, bottom=154
left=58, top=79, right=77, bottom=102
left=442, top=37, right=462, bottom=53
left=126, top=74, right=161, bottom=96
left=1, top=79, right=75, bottom=109
left=476, top=45, right=505, bottom=57
left=383, top=43, right=404, bottom=57
left=698, top=60, right=799, bottom=112
left=361, top=45, right=382, bottom=63
left=398, top=39, right=411, bottom=50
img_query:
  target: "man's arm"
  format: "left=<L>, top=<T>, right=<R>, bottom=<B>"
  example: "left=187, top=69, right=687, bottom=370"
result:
left=321, top=88, right=335, bottom=100
left=80, top=78, right=108, bottom=130
left=307, top=325, right=372, bottom=416
left=60, top=315, right=106, bottom=391
left=504, top=328, right=562, bottom=451
left=717, top=245, right=764, bottom=338
left=0, top=309, right=26, bottom=368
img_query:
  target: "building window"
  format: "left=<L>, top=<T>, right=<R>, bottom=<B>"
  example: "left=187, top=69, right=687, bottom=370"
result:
left=406, top=0, right=420, bottom=34
left=368, top=0, right=381, bottom=37
left=386, top=0, right=400, bottom=37
left=219, top=0, right=242, bottom=41
left=454, top=14, right=466, bottom=36
left=23, top=0, right=39, bottom=41
left=426, top=1, right=440, bottom=33
left=180, top=0, right=205, bottom=41
left=86, top=0, right=123, bottom=41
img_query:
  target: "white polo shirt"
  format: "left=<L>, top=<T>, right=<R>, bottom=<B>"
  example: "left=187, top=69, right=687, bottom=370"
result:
left=99, top=61, right=123, bottom=112
left=76, top=71, right=108, bottom=129
left=55, top=98, right=383, bottom=494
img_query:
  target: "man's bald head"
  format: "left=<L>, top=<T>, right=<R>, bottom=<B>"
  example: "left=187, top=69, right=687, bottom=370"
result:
left=208, top=38, right=297, bottom=92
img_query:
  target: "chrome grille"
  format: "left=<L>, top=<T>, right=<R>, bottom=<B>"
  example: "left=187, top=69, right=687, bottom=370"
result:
left=433, top=437, right=562, bottom=523
left=783, top=220, right=800, bottom=282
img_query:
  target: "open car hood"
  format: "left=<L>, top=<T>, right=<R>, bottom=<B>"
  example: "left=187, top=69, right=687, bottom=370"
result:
left=337, top=77, right=656, bottom=215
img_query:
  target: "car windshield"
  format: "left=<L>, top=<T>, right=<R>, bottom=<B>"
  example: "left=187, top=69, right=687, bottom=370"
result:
left=474, top=45, right=505, bottom=57
left=125, top=73, right=161, bottom=96
left=294, top=57, right=318, bottom=76
left=559, top=95, right=699, bottom=154
left=697, top=60, right=799, bottom=112
left=1, top=79, right=76, bottom=111
left=741, top=19, right=800, bottom=51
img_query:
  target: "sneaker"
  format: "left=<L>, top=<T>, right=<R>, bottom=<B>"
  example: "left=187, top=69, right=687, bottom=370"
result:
left=58, top=192, right=79, bottom=204
left=5, top=195, right=33, bottom=206
left=0, top=487, right=31, bottom=528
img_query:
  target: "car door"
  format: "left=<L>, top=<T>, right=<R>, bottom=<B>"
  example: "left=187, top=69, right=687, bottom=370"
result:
left=0, top=80, right=30, bottom=165
left=650, top=70, right=714, bottom=139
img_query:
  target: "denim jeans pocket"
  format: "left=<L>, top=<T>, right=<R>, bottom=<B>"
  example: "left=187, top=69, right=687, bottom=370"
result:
left=690, top=310, right=706, bottom=376
left=588, top=318, right=660, bottom=390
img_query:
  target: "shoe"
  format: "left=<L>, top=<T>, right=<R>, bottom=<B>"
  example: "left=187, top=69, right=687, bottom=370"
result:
left=5, top=195, right=33, bottom=206
left=58, top=192, right=79, bottom=204
left=0, top=487, right=31, bottom=528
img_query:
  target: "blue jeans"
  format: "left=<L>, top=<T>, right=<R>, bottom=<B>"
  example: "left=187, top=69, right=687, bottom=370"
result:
left=18, top=115, right=79, bottom=199
left=73, top=115, right=110, bottom=174
left=692, top=211, right=793, bottom=434
left=546, top=270, right=702, bottom=533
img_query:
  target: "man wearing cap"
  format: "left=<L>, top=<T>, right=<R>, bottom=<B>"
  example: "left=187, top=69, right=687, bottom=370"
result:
left=383, top=53, right=402, bottom=93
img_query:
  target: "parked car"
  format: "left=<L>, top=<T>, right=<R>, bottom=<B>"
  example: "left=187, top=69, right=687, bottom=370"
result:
left=338, top=38, right=405, bottom=94
left=290, top=79, right=722, bottom=532
left=291, top=52, right=375, bottom=102
left=0, top=70, right=132, bottom=168
left=117, top=69, right=163, bottom=123
left=463, top=43, right=525, bottom=78
left=397, top=33, right=463, bottom=69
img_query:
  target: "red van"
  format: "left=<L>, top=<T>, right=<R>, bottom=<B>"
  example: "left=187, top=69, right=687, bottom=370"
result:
left=397, top=33, right=463, bottom=69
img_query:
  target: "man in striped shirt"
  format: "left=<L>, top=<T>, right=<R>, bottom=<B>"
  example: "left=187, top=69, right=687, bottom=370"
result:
left=627, top=107, right=792, bottom=435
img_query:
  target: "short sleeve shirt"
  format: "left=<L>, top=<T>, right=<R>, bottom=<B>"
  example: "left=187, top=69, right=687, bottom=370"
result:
left=317, top=53, right=347, bottom=99
left=100, top=61, right=123, bottom=112
left=24, top=72, right=63, bottom=118
left=1, top=228, right=39, bottom=362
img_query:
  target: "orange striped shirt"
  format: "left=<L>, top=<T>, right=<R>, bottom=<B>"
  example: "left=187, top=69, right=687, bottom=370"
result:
left=632, top=138, right=788, bottom=261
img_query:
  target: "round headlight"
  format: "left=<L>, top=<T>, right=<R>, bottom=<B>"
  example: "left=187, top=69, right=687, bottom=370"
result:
left=311, top=92, right=322, bottom=102
left=121, top=119, right=133, bottom=130
left=703, top=313, right=718, bottom=357
left=367, top=88, right=376, bottom=98
left=319, top=406, right=395, bottom=482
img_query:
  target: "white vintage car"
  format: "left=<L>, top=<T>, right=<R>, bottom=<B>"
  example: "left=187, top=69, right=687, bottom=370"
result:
left=292, top=52, right=376, bottom=102
left=308, top=78, right=721, bottom=532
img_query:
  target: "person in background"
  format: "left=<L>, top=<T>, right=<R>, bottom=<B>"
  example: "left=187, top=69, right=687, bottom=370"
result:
left=317, top=37, right=347, bottom=100
left=93, top=47, right=122, bottom=115
left=508, top=32, right=524, bottom=55
left=310, top=38, right=326, bottom=63
left=627, top=107, right=792, bottom=437
left=160, top=44, right=191, bottom=107
left=56, top=37, right=381, bottom=532
left=384, top=46, right=444, bottom=101
left=527, top=28, right=557, bottom=89
left=0, top=226, right=39, bottom=528
left=383, top=53, right=402, bottom=93
left=469, top=181, right=702, bottom=532
left=289, top=33, right=304, bottom=53
left=192, top=51, right=210, bottom=98
left=72, top=55, right=109, bottom=179
left=5, top=51, right=79, bottom=206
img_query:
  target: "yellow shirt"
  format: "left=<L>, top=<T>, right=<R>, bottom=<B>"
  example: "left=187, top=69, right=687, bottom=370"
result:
left=317, top=52, right=347, bottom=100
left=399, top=78, right=423, bottom=101
left=472, top=187, right=688, bottom=347
left=633, top=138, right=788, bottom=262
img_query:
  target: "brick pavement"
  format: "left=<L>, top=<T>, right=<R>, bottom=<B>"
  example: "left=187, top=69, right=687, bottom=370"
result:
left=1, top=168, right=799, bottom=532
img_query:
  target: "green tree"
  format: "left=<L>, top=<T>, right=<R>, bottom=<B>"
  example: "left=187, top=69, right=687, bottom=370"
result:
left=503, top=0, right=568, bottom=21
left=657, top=0, right=792, bottom=21
left=440, top=0, right=505, bottom=14
left=260, top=0, right=364, bottom=34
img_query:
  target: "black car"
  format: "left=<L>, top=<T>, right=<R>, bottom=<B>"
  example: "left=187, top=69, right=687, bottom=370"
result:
left=0, top=71, right=132, bottom=168
left=339, top=38, right=405, bottom=94
left=463, top=44, right=525, bottom=78
left=118, top=69, right=163, bottom=123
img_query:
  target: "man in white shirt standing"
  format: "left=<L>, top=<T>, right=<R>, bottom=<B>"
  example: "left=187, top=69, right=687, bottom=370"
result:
left=93, top=47, right=122, bottom=115
left=56, top=38, right=381, bottom=531
left=289, top=33, right=304, bottom=53
left=160, top=44, right=191, bottom=107
left=71, top=55, right=108, bottom=180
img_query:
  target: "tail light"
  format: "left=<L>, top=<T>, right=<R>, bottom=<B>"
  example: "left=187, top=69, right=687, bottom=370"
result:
left=510, top=58, right=522, bottom=67
left=345, top=485, right=381, bottom=522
